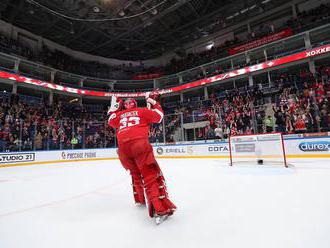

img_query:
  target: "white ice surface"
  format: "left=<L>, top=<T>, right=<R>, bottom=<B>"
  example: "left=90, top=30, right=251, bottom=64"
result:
left=1, top=159, right=330, bottom=248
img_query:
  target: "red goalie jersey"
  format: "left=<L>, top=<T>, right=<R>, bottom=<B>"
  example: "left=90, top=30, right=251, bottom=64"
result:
left=108, top=103, right=164, bottom=144
left=107, top=97, right=176, bottom=221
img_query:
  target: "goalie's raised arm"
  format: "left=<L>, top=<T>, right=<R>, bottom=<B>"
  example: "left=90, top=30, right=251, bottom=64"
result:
left=145, top=91, right=164, bottom=124
left=107, top=96, right=122, bottom=115
left=107, top=96, right=123, bottom=129
left=145, top=90, right=160, bottom=109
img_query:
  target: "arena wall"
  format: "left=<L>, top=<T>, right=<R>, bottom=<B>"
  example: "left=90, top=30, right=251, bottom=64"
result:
left=0, top=136, right=329, bottom=168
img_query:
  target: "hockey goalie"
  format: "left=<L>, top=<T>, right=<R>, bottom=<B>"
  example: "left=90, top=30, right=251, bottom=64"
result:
left=107, top=92, right=176, bottom=224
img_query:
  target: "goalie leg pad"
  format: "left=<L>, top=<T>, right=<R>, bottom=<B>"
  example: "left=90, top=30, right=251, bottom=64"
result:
left=124, top=139, right=176, bottom=217
left=157, top=174, right=177, bottom=215
left=130, top=170, right=146, bottom=205
left=141, top=162, right=176, bottom=217
left=118, top=146, right=145, bottom=205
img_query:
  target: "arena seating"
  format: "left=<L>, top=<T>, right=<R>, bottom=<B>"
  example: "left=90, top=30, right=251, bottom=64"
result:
left=1, top=65, right=328, bottom=152
left=150, top=66, right=330, bottom=142
left=0, top=3, right=328, bottom=79
left=0, top=2, right=329, bottom=152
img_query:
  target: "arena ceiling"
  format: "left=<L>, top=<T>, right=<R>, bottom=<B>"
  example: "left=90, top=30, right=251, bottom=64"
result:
left=0, top=0, right=289, bottom=60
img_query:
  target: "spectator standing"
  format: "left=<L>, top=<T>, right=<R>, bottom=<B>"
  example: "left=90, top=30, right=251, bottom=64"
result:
left=305, top=109, right=315, bottom=132
left=71, top=136, right=78, bottom=149
left=256, top=113, right=264, bottom=133
left=214, top=125, right=224, bottom=140
left=320, top=112, right=329, bottom=131
left=0, top=127, right=5, bottom=151
left=273, top=106, right=286, bottom=133
left=35, top=132, right=43, bottom=150
left=265, top=116, right=275, bottom=133
left=294, top=115, right=307, bottom=133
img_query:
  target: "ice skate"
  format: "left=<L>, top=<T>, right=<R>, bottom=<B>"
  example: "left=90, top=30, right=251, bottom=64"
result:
left=135, top=202, right=146, bottom=208
left=154, top=214, right=169, bottom=225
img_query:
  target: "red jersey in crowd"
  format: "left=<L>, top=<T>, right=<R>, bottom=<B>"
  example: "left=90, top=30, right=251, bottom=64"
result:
left=295, top=118, right=306, bottom=131
left=230, top=127, right=238, bottom=136
left=108, top=103, right=164, bottom=144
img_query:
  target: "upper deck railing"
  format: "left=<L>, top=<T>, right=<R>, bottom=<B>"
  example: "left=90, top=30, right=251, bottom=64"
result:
left=0, top=23, right=329, bottom=94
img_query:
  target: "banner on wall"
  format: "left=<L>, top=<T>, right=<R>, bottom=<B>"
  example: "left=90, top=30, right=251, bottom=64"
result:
left=60, top=151, right=97, bottom=160
left=0, top=152, right=35, bottom=164
left=0, top=149, right=118, bottom=167
left=206, top=144, right=230, bottom=153
left=154, top=146, right=194, bottom=156
left=0, top=44, right=329, bottom=98
left=153, top=137, right=330, bottom=158
left=298, top=141, right=330, bottom=152
left=154, top=143, right=230, bottom=157
left=303, top=132, right=330, bottom=138
left=228, top=28, right=293, bottom=55
left=132, top=72, right=164, bottom=80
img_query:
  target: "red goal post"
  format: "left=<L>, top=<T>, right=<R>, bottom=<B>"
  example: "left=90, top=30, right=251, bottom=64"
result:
left=229, top=132, right=288, bottom=167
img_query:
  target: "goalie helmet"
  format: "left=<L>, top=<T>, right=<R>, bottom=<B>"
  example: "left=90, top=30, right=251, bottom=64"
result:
left=124, top=98, right=137, bottom=110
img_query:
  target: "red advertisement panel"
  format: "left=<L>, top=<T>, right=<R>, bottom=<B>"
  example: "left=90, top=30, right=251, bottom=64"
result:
left=132, top=72, right=164, bottom=80
left=0, top=44, right=329, bottom=98
left=229, top=28, right=293, bottom=55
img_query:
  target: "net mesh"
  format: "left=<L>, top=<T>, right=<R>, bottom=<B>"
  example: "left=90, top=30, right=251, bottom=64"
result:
left=229, top=133, right=286, bottom=167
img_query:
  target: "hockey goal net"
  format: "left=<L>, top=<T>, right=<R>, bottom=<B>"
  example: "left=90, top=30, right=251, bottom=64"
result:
left=229, top=133, right=287, bottom=167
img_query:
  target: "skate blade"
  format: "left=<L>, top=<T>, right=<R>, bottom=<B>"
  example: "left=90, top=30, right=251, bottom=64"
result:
left=135, top=203, right=146, bottom=207
left=155, top=215, right=169, bottom=225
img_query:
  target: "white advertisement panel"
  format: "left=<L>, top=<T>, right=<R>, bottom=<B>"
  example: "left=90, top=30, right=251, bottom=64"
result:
left=0, top=149, right=118, bottom=167
left=153, top=143, right=230, bottom=157
left=153, top=137, right=330, bottom=159
left=285, top=137, right=330, bottom=156
left=0, top=136, right=329, bottom=167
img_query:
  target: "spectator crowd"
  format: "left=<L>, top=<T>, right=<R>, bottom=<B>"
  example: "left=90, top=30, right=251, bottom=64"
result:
left=0, top=95, right=115, bottom=152
left=149, top=66, right=330, bottom=142
left=0, top=65, right=329, bottom=151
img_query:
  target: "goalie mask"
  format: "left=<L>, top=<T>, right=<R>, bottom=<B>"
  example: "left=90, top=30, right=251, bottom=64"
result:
left=124, top=98, right=137, bottom=110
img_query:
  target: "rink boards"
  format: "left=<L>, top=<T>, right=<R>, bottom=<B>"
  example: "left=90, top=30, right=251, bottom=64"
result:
left=0, top=136, right=329, bottom=167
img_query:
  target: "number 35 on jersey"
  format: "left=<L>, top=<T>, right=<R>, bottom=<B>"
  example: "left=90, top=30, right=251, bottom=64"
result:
left=119, top=116, right=141, bottom=130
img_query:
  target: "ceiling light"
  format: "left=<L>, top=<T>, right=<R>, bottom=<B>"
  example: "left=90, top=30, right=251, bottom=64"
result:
left=144, top=21, right=153, bottom=28
left=206, top=42, right=214, bottom=50
left=93, top=6, right=100, bottom=13
left=240, top=8, right=249, bottom=14
left=27, top=1, right=34, bottom=15
left=70, top=23, right=75, bottom=34
left=151, top=9, right=158, bottom=15
left=249, top=4, right=257, bottom=10
left=118, top=10, right=125, bottom=17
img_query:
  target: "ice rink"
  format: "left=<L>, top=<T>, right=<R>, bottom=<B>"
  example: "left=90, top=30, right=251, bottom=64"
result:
left=1, top=158, right=330, bottom=248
